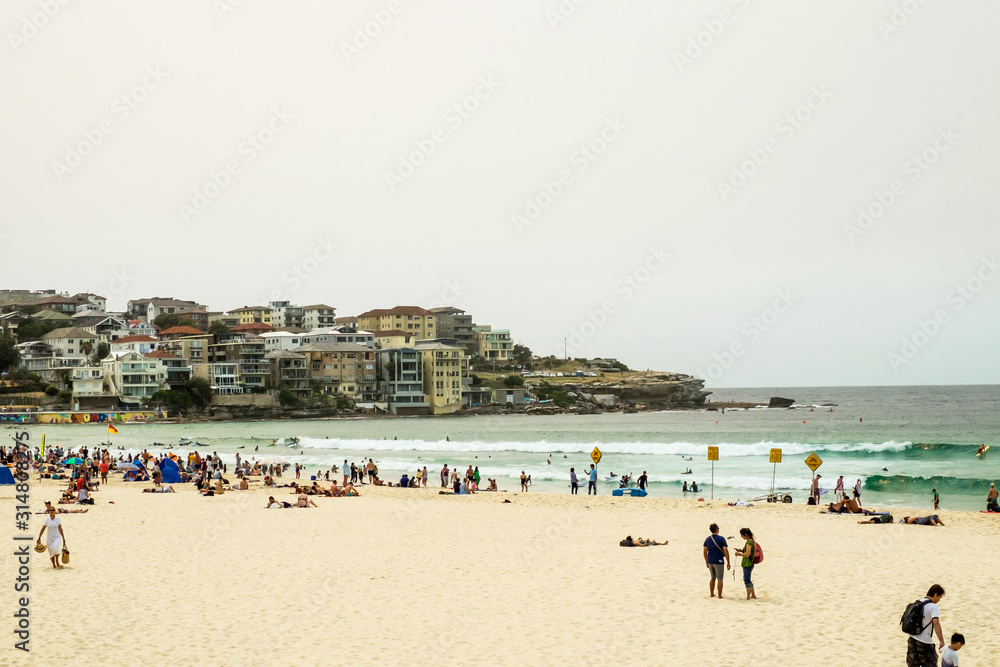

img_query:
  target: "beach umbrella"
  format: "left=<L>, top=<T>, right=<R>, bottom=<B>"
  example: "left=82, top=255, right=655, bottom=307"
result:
left=118, top=462, right=139, bottom=471
left=63, top=458, right=84, bottom=465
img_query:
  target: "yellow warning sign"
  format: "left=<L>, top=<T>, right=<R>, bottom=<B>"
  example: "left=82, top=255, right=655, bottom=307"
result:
left=707, top=446, right=719, bottom=461
left=804, top=452, right=823, bottom=471
left=769, top=448, right=782, bottom=464
left=591, top=447, right=602, bottom=465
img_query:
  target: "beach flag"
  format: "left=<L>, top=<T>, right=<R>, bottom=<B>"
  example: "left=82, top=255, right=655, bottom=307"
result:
left=40, top=434, right=45, bottom=457
left=108, top=424, right=119, bottom=435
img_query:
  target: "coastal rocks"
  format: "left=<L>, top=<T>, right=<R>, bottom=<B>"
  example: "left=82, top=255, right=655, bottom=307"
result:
left=591, top=394, right=619, bottom=408
left=768, top=396, right=795, bottom=409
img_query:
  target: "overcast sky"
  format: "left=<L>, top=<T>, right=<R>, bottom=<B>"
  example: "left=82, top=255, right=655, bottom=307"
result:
left=2, top=1, right=998, bottom=387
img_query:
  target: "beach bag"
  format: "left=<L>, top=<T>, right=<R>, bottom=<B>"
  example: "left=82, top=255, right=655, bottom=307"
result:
left=752, top=541, right=763, bottom=564
left=61, top=547, right=70, bottom=564
left=900, top=599, right=930, bottom=634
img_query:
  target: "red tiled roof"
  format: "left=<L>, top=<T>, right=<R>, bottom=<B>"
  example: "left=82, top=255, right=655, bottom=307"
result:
left=114, top=335, right=157, bottom=344
left=373, top=329, right=414, bottom=337
left=158, top=326, right=205, bottom=335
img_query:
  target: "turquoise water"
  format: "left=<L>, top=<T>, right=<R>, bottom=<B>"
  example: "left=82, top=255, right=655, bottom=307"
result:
left=14, top=385, right=999, bottom=511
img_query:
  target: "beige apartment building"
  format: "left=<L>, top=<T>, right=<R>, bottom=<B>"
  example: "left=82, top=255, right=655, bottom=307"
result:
left=357, top=306, right=436, bottom=339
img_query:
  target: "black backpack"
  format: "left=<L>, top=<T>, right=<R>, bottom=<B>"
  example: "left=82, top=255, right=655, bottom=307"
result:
left=900, top=598, right=930, bottom=635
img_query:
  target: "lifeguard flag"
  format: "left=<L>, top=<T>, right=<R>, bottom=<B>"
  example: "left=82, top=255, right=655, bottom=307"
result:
left=108, top=424, right=119, bottom=434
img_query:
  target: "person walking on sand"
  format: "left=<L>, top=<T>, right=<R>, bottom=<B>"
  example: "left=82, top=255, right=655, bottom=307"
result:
left=835, top=476, right=845, bottom=503
left=587, top=464, right=598, bottom=495
left=570, top=467, right=579, bottom=494
left=812, top=474, right=822, bottom=505
left=905, top=584, right=945, bottom=666
left=441, top=464, right=449, bottom=488
left=932, top=488, right=940, bottom=510
left=520, top=471, right=528, bottom=493
left=735, top=528, right=757, bottom=600
left=853, top=478, right=862, bottom=506
left=36, top=505, right=67, bottom=569
left=343, top=460, right=349, bottom=486
left=703, top=523, right=730, bottom=598
left=422, top=466, right=428, bottom=487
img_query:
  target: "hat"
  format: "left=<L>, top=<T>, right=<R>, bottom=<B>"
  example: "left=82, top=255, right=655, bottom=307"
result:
left=34, top=543, right=47, bottom=553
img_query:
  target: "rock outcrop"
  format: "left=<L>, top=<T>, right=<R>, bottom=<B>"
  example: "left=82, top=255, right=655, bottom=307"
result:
left=768, top=396, right=795, bottom=408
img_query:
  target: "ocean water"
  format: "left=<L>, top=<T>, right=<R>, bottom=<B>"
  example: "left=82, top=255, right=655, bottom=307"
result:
left=13, top=385, right=999, bottom=512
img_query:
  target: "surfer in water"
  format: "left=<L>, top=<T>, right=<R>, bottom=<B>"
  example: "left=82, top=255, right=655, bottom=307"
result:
left=977, top=443, right=987, bottom=458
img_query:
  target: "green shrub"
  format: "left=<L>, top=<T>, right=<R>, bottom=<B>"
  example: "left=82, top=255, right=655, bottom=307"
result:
left=278, top=389, right=299, bottom=407
left=57, top=390, right=73, bottom=401
left=503, top=375, right=524, bottom=387
left=44, top=385, right=58, bottom=396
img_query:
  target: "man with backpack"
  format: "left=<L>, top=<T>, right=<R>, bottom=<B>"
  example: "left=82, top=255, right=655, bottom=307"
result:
left=902, top=584, right=945, bottom=666
left=702, top=523, right=730, bottom=598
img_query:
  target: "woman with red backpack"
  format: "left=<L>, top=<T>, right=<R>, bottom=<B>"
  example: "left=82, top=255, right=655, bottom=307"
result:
left=736, top=527, right=760, bottom=600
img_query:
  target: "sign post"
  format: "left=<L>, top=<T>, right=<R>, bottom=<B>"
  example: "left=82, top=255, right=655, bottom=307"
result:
left=769, top=448, right=782, bottom=498
left=804, top=452, right=823, bottom=504
left=707, top=446, right=719, bottom=499
left=591, top=447, right=602, bottom=466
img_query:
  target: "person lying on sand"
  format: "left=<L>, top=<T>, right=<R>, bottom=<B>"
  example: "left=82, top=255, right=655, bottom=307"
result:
left=296, top=493, right=318, bottom=508
left=900, top=515, right=945, bottom=526
left=857, top=514, right=893, bottom=524
left=634, top=537, right=668, bottom=546
left=827, top=498, right=863, bottom=513
left=266, top=496, right=293, bottom=509
left=142, top=485, right=175, bottom=493
left=38, top=502, right=88, bottom=514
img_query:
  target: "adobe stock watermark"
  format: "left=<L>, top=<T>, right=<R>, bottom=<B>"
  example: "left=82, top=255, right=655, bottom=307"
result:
left=7, top=0, right=74, bottom=54
left=178, top=107, right=294, bottom=223
left=426, top=278, right=466, bottom=310
left=340, top=0, right=409, bottom=62
left=843, top=126, right=958, bottom=244
left=384, top=76, right=499, bottom=192
left=214, top=0, right=248, bottom=21
left=252, top=235, right=338, bottom=306
left=511, top=116, right=627, bottom=234
left=887, top=255, right=998, bottom=371
left=544, top=0, right=591, bottom=31
left=672, top=0, right=754, bottom=72
left=716, top=85, right=832, bottom=202
left=558, top=246, right=670, bottom=356
left=877, top=0, right=930, bottom=40
left=694, top=288, right=797, bottom=382
left=51, top=66, right=168, bottom=182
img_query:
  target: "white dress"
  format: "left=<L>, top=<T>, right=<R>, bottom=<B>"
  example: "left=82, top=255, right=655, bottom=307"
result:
left=44, top=516, right=62, bottom=556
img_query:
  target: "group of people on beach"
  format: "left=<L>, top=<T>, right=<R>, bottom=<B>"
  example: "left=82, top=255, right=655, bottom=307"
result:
left=701, top=523, right=759, bottom=601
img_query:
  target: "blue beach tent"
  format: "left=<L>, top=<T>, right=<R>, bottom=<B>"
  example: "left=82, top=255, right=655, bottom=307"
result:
left=160, top=457, right=181, bottom=484
left=0, top=466, right=14, bottom=485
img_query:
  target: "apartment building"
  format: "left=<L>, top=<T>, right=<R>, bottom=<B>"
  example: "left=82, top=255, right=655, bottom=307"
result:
left=376, top=348, right=429, bottom=415
left=265, top=349, right=310, bottom=398
left=474, top=325, right=513, bottom=363
left=429, top=306, right=476, bottom=350
left=373, top=329, right=418, bottom=350
left=294, top=342, right=376, bottom=399
left=110, top=335, right=158, bottom=356
left=301, top=304, right=336, bottom=331
left=415, top=341, right=464, bottom=415
left=231, top=305, right=273, bottom=325
left=145, top=350, right=192, bottom=391
left=357, top=306, right=436, bottom=339
left=103, top=351, right=164, bottom=404
left=208, top=335, right=269, bottom=392
left=268, top=301, right=305, bottom=329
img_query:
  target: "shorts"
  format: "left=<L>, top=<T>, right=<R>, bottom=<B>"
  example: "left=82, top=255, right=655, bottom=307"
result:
left=708, top=563, right=724, bottom=580
left=905, top=637, right=937, bottom=667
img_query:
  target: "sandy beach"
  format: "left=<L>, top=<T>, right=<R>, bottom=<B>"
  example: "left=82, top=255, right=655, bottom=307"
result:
left=4, top=477, right=998, bottom=666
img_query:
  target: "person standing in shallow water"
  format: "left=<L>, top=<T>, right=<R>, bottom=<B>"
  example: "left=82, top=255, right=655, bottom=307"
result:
left=570, top=467, right=579, bottom=494
left=735, top=527, right=757, bottom=600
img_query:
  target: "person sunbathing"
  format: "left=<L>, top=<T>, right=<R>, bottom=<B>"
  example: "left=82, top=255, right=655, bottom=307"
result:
left=900, top=515, right=945, bottom=526
left=485, top=478, right=498, bottom=491
left=296, top=493, right=317, bottom=508
left=857, top=514, right=893, bottom=524
left=633, top=537, right=668, bottom=546
left=142, top=485, right=175, bottom=493
left=827, top=497, right=862, bottom=513
left=238, top=478, right=249, bottom=491
left=266, top=496, right=292, bottom=509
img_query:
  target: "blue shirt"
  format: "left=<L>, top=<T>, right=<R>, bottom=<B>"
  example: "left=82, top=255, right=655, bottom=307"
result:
left=703, top=535, right=727, bottom=564
left=588, top=469, right=598, bottom=482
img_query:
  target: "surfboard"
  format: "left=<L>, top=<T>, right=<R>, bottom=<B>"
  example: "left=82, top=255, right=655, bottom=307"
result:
left=977, top=445, right=990, bottom=458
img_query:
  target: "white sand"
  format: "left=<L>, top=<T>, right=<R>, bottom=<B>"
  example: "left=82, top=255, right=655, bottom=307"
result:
left=4, top=478, right=997, bottom=665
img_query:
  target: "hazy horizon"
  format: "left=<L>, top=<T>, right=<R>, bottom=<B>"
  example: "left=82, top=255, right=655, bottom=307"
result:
left=2, top=1, right=998, bottom=388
